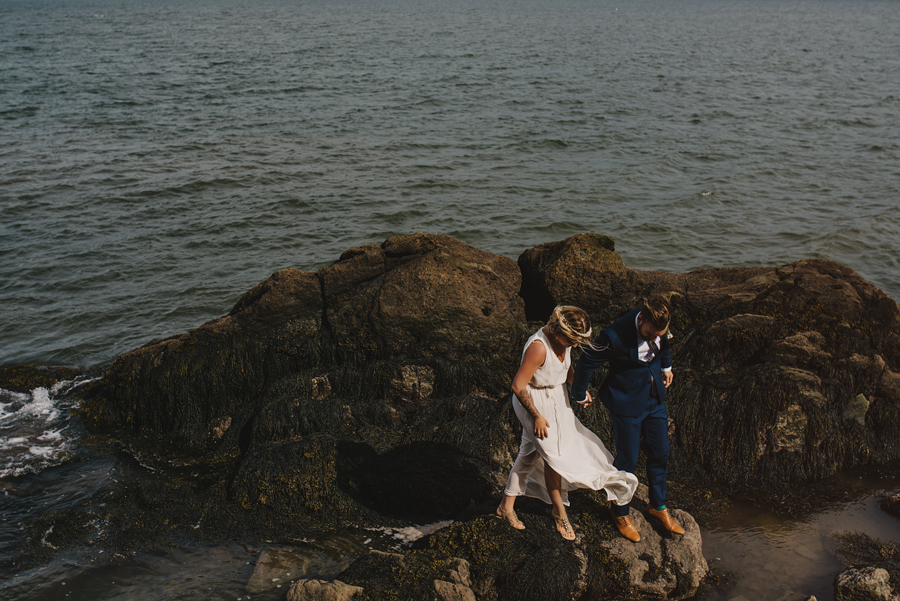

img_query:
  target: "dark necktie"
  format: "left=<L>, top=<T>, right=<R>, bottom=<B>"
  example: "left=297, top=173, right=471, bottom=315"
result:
left=648, top=339, right=660, bottom=398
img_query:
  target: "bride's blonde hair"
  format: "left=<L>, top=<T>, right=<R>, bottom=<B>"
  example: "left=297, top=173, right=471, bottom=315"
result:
left=547, top=305, right=593, bottom=346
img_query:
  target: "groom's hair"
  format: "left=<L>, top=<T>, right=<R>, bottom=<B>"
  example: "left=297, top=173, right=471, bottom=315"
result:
left=640, top=295, right=671, bottom=331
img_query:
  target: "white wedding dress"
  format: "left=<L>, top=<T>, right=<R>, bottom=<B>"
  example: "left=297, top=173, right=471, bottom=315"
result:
left=505, top=328, right=638, bottom=506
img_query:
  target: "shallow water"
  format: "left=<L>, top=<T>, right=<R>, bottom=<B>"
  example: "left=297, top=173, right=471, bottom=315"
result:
left=702, top=473, right=900, bottom=601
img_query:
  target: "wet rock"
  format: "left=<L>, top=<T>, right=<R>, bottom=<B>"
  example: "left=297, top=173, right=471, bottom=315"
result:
left=246, top=547, right=312, bottom=594
left=73, top=233, right=900, bottom=544
left=230, top=435, right=373, bottom=528
left=882, top=493, right=900, bottom=520
left=0, top=365, right=81, bottom=394
left=284, top=579, right=363, bottom=601
left=834, top=566, right=897, bottom=601
left=418, top=501, right=706, bottom=601
left=844, top=394, right=870, bottom=426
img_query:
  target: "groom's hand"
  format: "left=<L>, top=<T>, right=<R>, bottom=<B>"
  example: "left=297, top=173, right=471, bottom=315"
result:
left=662, top=371, right=674, bottom=388
left=577, top=391, right=594, bottom=407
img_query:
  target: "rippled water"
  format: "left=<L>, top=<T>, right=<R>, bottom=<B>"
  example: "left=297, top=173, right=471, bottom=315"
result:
left=2, top=0, right=900, bottom=598
left=2, top=0, right=899, bottom=368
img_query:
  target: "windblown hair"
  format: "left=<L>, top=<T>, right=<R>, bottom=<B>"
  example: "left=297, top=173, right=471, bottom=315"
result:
left=547, top=305, right=593, bottom=346
left=640, top=295, right=671, bottom=332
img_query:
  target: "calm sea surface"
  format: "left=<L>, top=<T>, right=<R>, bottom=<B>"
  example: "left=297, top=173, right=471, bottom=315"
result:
left=2, top=0, right=899, bottom=599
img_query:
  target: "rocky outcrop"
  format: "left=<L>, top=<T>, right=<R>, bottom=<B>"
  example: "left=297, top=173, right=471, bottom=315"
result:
left=53, top=231, right=900, bottom=597
left=89, top=233, right=900, bottom=499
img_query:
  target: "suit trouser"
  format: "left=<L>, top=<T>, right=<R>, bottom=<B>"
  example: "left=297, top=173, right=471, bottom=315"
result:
left=609, top=398, right=669, bottom=517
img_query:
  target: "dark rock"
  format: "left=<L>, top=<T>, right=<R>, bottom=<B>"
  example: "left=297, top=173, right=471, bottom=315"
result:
left=95, top=268, right=324, bottom=447
left=347, top=441, right=495, bottom=522
left=230, top=435, right=377, bottom=529
left=320, top=232, right=526, bottom=359
left=433, top=579, right=477, bottom=601
left=0, top=365, right=81, bottom=394
left=387, top=364, right=434, bottom=403
left=521, top=235, right=900, bottom=498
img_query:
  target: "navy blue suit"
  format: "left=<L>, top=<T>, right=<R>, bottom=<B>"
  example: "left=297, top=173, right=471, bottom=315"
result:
left=570, top=308, right=671, bottom=516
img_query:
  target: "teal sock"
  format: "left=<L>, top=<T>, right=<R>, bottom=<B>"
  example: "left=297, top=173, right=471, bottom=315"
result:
left=655, top=505, right=666, bottom=511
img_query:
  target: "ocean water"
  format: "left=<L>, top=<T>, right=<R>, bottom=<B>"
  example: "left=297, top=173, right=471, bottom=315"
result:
left=2, top=0, right=900, bottom=599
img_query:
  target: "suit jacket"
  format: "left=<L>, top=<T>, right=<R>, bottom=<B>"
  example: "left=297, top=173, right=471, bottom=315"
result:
left=570, top=308, right=672, bottom=418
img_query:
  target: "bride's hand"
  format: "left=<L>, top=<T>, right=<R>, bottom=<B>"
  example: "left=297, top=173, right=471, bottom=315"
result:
left=534, top=416, right=550, bottom=439
left=579, top=391, right=594, bottom=407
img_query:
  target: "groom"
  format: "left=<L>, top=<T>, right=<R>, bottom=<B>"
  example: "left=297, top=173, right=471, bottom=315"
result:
left=570, top=295, right=684, bottom=542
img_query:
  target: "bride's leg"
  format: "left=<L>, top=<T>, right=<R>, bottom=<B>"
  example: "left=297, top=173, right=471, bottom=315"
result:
left=497, top=451, right=537, bottom=529
left=545, top=464, right=575, bottom=540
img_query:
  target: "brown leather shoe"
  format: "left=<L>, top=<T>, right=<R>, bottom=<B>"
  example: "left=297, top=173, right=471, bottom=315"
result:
left=610, top=508, right=640, bottom=542
left=646, top=507, right=685, bottom=535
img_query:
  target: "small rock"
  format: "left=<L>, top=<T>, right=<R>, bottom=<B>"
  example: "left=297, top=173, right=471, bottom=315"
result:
left=881, top=492, right=900, bottom=519
left=311, top=375, right=332, bottom=399
left=844, top=394, right=870, bottom=426
left=443, top=557, right=472, bottom=588
left=834, top=566, right=895, bottom=601
left=285, top=579, right=363, bottom=601
left=210, top=416, right=232, bottom=440
left=388, top=365, right=434, bottom=403
left=433, top=579, right=476, bottom=601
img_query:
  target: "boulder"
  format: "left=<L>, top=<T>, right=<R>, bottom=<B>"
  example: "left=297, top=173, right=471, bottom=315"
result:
left=95, top=268, right=324, bottom=446
left=320, top=232, right=526, bottom=358
left=834, top=567, right=897, bottom=601
left=0, top=365, right=82, bottom=394
left=882, top=493, right=900, bottom=520
left=597, top=509, right=707, bottom=599
left=518, top=234, right=900, bottom=496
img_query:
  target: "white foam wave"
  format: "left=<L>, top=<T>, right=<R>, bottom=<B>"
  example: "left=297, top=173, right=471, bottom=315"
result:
left=0, top=382, right=81, bottom=478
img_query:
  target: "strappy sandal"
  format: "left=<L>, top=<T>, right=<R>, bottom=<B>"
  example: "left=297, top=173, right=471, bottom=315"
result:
left=552, top=510, right=576, bottom=541
left=496, top=506, right=525, bottom=530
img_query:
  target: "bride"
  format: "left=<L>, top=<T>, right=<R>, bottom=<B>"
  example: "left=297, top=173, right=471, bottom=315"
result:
left=496, top=306, right=638, bottom=540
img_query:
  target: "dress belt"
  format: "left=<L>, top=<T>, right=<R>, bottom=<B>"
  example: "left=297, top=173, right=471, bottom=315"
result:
left=530, top=383, right=556, bottom=390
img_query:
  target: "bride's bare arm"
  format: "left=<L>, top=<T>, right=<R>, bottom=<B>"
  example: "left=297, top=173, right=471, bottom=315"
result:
left=511, top=341, right=551, bottom=439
